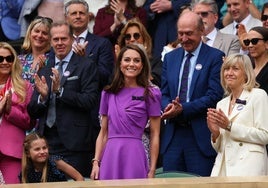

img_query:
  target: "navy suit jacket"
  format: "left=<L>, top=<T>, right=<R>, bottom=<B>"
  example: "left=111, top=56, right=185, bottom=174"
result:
left=85, top=32, right=114, bottom=90
left=28, top=52, right=99, bottom=151
left=161, top=43, right=224, bottom=157
left=84, top=32, right=114, bottom=149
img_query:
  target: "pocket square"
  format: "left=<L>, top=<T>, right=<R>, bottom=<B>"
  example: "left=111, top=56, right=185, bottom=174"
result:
left=67, top=76, right=79, bottom=81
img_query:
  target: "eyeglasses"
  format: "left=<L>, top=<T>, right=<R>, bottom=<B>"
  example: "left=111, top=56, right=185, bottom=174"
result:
left=196, top=11, right=214, bottom=18
left=243, top=38, right=264, bottom=46
left=261, top=14, right=268, bottom=21
left=0, top=55, right=14, bottom=63
left=124, top=33, right=141, bottom=41
left=35, top=16, right=53, bottom=24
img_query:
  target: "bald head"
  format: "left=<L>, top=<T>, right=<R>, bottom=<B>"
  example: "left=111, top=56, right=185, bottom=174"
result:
left=178, top=11, right=204, bottom=32
left=177, top=11, right=204, bottom=52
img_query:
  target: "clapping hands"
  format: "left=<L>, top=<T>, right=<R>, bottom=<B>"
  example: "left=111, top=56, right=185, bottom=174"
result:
left=0, top=89, right=12, bottom=115
left=110, top=0, right=126, bottom=25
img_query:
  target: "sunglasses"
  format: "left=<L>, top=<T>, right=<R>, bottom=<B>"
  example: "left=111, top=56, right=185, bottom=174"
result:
left=35, top=16, right=53, bottom=24
left=261, top=14, right=268, bottom=21
left=196, top=11, right=214, bottom=18
left=243, top=38, right=264, bottom=46
left=124, top=33, right=141, bottom=41
left=0, top=55, right=14, bottom=63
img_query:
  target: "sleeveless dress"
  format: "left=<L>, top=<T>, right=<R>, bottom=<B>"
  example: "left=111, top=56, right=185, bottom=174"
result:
left=99, top=86, right=161, bottom=179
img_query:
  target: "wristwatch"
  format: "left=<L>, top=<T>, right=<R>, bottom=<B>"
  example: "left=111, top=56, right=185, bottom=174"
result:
left=55, top=87, right=62, bottom=96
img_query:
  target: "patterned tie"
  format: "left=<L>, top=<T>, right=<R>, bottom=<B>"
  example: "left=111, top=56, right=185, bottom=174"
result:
left=179, top=53, right=193, bottom=103
left=75, top=36, right=84, bottom=44
left=46, top=61, right=66, bottom=127
left=57, top=60, right=65, bottom=78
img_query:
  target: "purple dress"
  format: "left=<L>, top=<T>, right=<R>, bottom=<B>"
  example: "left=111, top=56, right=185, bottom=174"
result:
left=99, top=86, right=161, bottom=180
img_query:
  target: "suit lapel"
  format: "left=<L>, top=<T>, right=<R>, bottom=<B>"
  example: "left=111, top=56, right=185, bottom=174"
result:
left=188, top=43, right=206, bottom=98
left=229, top=89, right=250, bottom=120
left=85, top=32, right=95, bottom=56
left=60, top=54, right=78, bottom=86
left=213, top=32, right=223, bottom=50
left=173, top=49, right=184, bottom=96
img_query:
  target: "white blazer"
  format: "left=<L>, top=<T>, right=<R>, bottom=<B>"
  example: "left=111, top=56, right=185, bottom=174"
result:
left=211, top=88, right=268, bottom=176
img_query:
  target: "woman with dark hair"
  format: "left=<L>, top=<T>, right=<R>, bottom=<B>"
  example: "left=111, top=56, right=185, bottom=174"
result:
left=90, top=44, right=161, bottom=180
left=93, top=0, right=147, bottom=45
left=261, top=3, right=268, bottom=28
left=244, top=26, right=268, bottom=94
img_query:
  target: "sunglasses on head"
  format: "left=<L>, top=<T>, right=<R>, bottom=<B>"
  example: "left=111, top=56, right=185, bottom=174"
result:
left=196, top=11, right=214, bottom=18
left=0, top=55, right=14, bottom=63
left=124, top=33, right=141, bottom=41
left=35, top=16, right=53, bottom=24
left=261, top=15, right=268, bottom=21
left=243, top=38, right=264, bottom=46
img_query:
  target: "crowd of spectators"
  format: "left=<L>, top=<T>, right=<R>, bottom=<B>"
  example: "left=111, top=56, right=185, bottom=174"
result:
left=0, top=0, right=268, bottom=184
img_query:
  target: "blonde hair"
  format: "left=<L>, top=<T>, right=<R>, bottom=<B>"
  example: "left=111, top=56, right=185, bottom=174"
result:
left=21, top=133, right=49, bottom=183
left=0, top=42, right=26, bottom=103
left=21, top=18, right=52, bottom=53
left=221, top=53, right=258, bottom=95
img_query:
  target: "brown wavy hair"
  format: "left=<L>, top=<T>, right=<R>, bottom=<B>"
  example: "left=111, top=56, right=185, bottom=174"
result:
left=105, top=44, right=151, bottom=97
left=117, top=18, right=152, bottom=58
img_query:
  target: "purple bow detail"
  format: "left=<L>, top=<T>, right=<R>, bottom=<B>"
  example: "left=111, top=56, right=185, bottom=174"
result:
left=235, top=99, right=246, bottom=105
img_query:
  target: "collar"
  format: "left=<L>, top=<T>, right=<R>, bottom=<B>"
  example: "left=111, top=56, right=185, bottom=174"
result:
left=184, top=41, right=202, bottom=58
left=73, top=29, right=88, bottom=40
left=206, top=28, right=217, bottom=42
left=55, top=50, right=73, bottom=63
left=233, top=14, right=251, bottom=29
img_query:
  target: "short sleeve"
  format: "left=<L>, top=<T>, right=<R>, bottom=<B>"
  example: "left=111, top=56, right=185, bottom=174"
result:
left=99, top=90, right=109, bottom=115
left=147, top=86, right=162, bottom=117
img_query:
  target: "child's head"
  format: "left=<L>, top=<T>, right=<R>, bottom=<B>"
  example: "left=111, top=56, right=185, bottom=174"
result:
left=21, top=133, right=49, bottom=183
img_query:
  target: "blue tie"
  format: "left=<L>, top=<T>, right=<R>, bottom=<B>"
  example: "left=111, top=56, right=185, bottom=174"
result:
left=179, top=53, right=193, bottom=103
left=46, top=61, right=66, bottom=127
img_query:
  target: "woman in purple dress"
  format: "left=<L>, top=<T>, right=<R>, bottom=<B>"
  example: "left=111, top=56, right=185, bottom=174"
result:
left=90, top=44, right=161, bottom=180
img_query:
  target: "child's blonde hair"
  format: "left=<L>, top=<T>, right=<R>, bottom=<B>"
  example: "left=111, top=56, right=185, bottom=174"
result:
left=21, top=133, right=49, bottom=183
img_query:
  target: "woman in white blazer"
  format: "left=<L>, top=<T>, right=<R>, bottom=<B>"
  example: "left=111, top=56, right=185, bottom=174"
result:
left=207, top=53, right=268, bottom=176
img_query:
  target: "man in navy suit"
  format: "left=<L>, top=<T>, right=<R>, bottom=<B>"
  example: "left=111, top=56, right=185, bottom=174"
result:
left=28, top=22, right=99, bottom=177
left=64, top=0, right=114, bottom=166
left=65, top=0, right=114, bottom=90
left=161, top=11, right=224, bottom=176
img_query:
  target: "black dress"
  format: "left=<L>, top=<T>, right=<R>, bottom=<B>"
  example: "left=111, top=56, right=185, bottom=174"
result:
left=19, top=155, right=67, bottom=183
left=256, top=63, right=268, bottom=94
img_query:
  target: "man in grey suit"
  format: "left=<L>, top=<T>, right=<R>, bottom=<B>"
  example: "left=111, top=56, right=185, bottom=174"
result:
left=193, top=0, right=240, bottom=56
left=220, top=0, right=262, bottom=35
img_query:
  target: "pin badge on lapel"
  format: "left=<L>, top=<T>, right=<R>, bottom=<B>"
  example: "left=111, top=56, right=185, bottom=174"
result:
left=64, top=71, right=70, bottom=77
left=236, top=99, right=246, bottom=111
left=195, top=64, right=202, bottom=70
left=237, top=104, right=244, bottom=111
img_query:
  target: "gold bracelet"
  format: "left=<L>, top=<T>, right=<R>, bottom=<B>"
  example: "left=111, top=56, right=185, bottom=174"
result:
left=91, top=158, right=100, bottom=165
